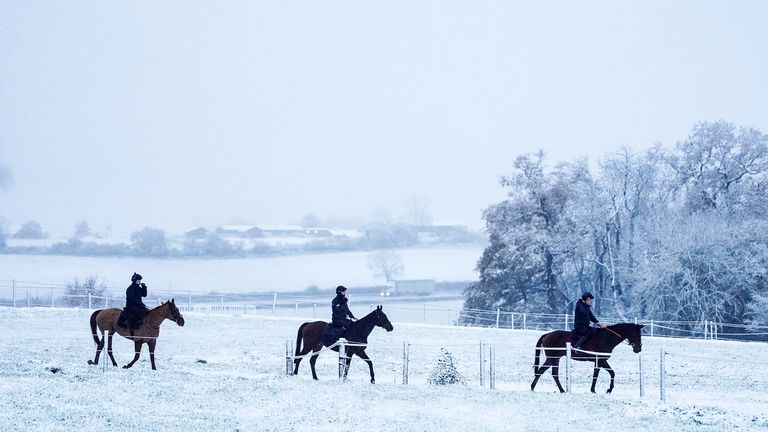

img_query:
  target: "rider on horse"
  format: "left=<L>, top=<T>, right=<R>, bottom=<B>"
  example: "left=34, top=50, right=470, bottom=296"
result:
left=332, top=285, right=356, bottom=332
left=572, top=292, right=605, bottom=350
left=323, top=285, right=356, bottom=344
left=120, top=273, right=149, bottom=336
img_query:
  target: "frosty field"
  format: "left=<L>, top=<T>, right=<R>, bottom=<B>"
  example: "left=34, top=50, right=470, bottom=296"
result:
left=0, top=246, right=483, bottom=294
left=1, top=307, right=767, bottom=432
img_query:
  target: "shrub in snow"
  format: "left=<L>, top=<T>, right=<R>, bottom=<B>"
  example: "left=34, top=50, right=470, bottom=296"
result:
left=428, top=348, right=465, bottom=385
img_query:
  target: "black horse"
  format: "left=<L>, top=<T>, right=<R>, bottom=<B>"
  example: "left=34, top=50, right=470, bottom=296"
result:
left=293, top=305, right=394, bottom=383
left=530, top=323, right=644, bottom=393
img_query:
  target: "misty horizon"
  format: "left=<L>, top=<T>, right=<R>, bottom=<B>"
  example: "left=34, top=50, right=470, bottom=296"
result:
left=2, top=2, right=767, bottom=238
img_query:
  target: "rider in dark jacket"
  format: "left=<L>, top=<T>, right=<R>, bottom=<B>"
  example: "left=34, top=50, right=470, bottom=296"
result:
left=124, top=273, right=149, bottom=333
left=573, top=292, right=604, bottom=349
left=331, top=285, right=356, bottom=332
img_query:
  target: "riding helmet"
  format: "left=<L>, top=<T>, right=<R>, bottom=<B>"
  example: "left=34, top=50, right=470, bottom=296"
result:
left=581, top=292, right=594, bottom=300
left=336, top=285, right=347, bottom=295
left=131, top=273, right=143, bottom=282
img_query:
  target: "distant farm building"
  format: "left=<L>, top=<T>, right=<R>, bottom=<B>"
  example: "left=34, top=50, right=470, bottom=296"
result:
left=215, top=225, right=264, bottom=238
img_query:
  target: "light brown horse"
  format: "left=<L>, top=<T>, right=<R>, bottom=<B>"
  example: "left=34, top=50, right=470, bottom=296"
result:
left=87, top=299, right=185, bottom=370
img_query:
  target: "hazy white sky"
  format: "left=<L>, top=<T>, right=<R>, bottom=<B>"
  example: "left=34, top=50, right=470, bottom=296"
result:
left=1, top=1, right=767, bottom=236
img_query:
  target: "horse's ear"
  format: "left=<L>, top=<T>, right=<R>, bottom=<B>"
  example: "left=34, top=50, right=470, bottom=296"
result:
left=172, top=298, right=175, bottom=303
left=638, top=324, right=645, bottom=329
left=377, top=305, right=382, bottom=310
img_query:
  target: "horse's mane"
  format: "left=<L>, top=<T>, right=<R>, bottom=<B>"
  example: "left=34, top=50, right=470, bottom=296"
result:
left=150, top=300, right=172, bottom=311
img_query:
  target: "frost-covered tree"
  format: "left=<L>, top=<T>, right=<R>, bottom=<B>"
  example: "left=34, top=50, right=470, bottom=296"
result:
left=73, top=220, right=91, bottom=239
left=130, top=227, right=168, bottom=256
left=427, top=348, right=465, bottom=385
left=367, top=250, right=404, bottom=282
left=465, top=121, right=768, bottom=326
left=63, top=274, right=106, bottom=307
left=14, top=220, right=46, bottom=239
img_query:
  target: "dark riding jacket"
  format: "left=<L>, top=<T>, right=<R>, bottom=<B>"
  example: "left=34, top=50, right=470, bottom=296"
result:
left=573, top=300, right=599, bottom=336
left=125, top=282, right=149, bottom=317
left=331, top=294, right=355, bottom=328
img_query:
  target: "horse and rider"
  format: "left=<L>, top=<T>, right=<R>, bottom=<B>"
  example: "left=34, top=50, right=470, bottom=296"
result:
left=117, top=272, right=150, bottom=336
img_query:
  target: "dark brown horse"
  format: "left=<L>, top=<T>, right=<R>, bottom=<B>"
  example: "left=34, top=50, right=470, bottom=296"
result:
left=530, top=323, right=644, bottom=393
left=293, top=305, right=393, bottom=383
left=87, top=299, right=185, bottom=370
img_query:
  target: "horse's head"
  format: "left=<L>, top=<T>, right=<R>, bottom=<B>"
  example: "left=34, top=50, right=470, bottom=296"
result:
left=373, top=305, right=393, bottom=332
left=627, top=324, right=643, bottom=353
left=164, top=299, right=185, bottom=327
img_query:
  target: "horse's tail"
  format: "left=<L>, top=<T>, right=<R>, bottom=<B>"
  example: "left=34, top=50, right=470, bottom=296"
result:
left=295, top=322, right=309, bottom=357
left=89, top=309, right=102, bottom=346
left=533, top=334, right=545, bottom=370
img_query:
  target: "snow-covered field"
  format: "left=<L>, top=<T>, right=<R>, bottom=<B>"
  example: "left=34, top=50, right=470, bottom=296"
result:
left=1, top=307, right=767, bottom=431
left=0, top=246, right=482, bottom=294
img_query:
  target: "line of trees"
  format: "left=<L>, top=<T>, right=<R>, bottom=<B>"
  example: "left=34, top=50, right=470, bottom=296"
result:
left=464, top=121, right=768, bottom=327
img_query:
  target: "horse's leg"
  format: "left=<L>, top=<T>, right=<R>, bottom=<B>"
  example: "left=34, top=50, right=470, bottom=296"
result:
left=590, top=358, right=601, bottom=393
left=123, top=340, right=143, bottom=369
left=531, top=355, right=552, bottom=391
left=88, top=329, right=105, bottom=365
left=599, top=359, right=616, bottom=393
left=309, top=349, right=320, bottom=380
left=148, top=339, right=157, bottom=370
left=356, top=349, right=375, bottom=384
left=107, top=331, right=118, bottom=367
left=550, top=358, right=566, bottom=393
left=293, top=344, right=314, bottom=375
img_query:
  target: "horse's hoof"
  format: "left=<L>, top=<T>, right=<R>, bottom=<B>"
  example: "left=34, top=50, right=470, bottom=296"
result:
left=87, top=360, right=94, bottom=365
left=591, top=390, right=596, bottom=394
left=606, top=389, right=613, bottom=394
left=122, top=365, right=130, bottom=369
left=370, top=379, right=375, bottom=384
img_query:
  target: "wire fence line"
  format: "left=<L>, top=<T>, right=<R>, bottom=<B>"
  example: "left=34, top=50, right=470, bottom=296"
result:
left=2, top=279, right=768, bottom=342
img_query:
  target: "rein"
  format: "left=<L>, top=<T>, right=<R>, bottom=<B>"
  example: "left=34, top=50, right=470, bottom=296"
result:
left=604, top=326, right=631, bottom=345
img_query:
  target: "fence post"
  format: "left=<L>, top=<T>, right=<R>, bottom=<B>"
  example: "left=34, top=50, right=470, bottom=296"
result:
left=659, top=349, right=666, bottom=401
left=338, top=339, right=347, bottom=380
left=26, top=291, right=29, bottom=308
left=402, top=340, right=409, bottom=385
left=650, top=320, right=654, bottom=337
left=285, top=340, right=292, bottom=376
left=88, top=293, right=92, bottom=310
left=295, top=301, right=298, bottom=315
left=313, top=304, right=317, bottom=318
left=272, top=293, right=277, bottom=316
left=187, top=291, right=192, bottom=310
left=103, top=329, right=108, bottom=373
left=479, top=340, right=485, bottom=387
left=703, top=320, right=708, bottom=340
left=495, top=309, right=500, bottom=328
left=523, top=313, right=527, bottom=330
left=511, top=313, right=515, bottom=330
left=639, top=354, right=645, bottom=397
left=104, top=289, right=108, bottom=308
left=714, top=322, right=718, bottom=340
left=565, top=342, right=572, bottom=393
left=50, top=287, right=54, bottom=308
left=12, top=279, right=15, bottom=308
left=489, top=345, right=496, bottom=390
left=564, top=313, right=569, bottom=330
left=220, top=295, right=224, bottom=308
left=423, top=303, right=427, bottom=324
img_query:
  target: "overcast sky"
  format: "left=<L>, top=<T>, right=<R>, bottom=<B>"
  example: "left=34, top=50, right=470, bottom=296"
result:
left=1, top=1, right=767, bottom=236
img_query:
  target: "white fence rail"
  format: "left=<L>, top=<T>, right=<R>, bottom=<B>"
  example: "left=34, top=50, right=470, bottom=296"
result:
left=2, top=279, right=768, bottom=341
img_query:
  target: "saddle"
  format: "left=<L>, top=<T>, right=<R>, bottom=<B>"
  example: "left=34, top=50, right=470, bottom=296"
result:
left=118, top=310, right=145, bottom=331
left=567, top=330, right=596, bottom=352
left=323, top=324, right=346, bottom=347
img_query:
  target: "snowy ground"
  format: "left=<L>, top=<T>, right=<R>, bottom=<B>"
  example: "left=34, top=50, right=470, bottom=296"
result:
left=1, top=307, right=767, bottom=431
